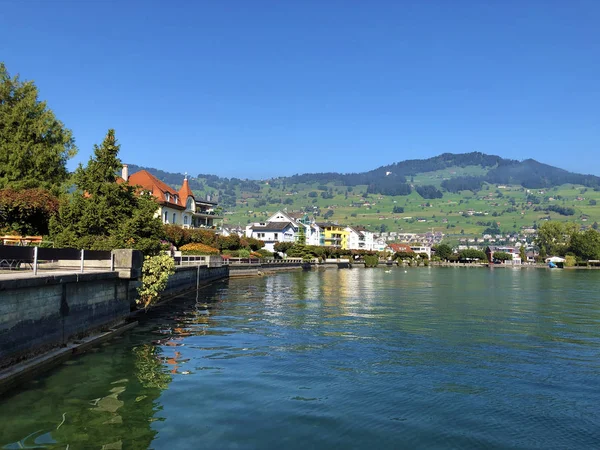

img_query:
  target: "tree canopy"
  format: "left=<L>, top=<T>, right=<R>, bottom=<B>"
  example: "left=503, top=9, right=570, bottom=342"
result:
left=0, top=63, right=77, bottom=190
left=50, top=129, right=163, bottom=254
left=534, top=221, right=579, bottom=257
left=434, top=243, right=453, bottom=260
left=0, top=188, right=59, bottom=235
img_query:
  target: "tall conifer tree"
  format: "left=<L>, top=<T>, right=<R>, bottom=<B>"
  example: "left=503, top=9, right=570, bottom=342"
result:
left=0, top=63, right=77, bottom=190
left=50, top=130, right=163, bottom=254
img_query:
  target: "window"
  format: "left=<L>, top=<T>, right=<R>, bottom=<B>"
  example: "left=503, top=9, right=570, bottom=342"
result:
left=174, top=195, right=178, bottom=204
left=165, top=193, right=170, bottom=202
left=172, top=213, right=177, bottom=224
left=164, top=211, right=168, bottom=223
left=184, top=216, right=188, bottom=225
left=274, top=233, right=278, bottom=239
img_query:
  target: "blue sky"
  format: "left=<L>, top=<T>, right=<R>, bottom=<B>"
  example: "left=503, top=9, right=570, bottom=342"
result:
left=1, top=1, right=599, bottom=178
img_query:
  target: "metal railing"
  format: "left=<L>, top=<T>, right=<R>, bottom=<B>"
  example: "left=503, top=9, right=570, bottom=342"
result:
left=0, top=245, right=113, bottom=274
left=173, top=255, right=223, bottom=267
left=223, top=258, right=304, bottom=265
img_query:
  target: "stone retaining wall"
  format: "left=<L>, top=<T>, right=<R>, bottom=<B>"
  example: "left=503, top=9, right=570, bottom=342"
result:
left=0, top=272, right=129, bottom=368
left=164, top=265, right=229, bottom=295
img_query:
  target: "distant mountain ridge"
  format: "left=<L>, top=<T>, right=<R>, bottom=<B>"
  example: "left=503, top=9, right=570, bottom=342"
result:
left=128, top=152, right=600, bottom=200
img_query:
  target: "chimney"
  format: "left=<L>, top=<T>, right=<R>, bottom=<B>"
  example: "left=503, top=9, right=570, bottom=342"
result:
left=122, top=164, right=129, bottom=182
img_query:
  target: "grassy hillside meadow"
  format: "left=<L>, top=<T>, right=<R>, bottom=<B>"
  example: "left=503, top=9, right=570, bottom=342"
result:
left=181, top=164, right=600, bottom=242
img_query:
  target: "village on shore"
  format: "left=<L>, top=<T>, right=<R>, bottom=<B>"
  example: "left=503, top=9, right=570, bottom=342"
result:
left=121, top=165, right=554, bottom=265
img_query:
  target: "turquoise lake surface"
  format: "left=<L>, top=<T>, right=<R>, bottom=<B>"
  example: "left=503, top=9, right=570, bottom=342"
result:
left=1, top=267, right=599, bottom=449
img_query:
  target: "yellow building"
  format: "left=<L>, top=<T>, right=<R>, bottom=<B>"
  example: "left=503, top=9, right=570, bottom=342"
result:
left=317, top=223, right=349, bottom=250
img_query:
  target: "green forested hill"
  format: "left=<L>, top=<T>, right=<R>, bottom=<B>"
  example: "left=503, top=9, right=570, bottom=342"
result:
left=127, top=152, right=600, bottom=237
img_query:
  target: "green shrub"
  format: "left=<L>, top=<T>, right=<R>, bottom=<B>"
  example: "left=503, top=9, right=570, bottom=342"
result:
left=255, top=248, right=274, bottom=258
left=364, top=254, right=379, bottom=267
left=137, top=254, right=175, bottom=309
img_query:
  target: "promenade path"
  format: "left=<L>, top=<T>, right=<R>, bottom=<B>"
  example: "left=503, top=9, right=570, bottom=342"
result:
left=0, top=268, right=112, bottom=282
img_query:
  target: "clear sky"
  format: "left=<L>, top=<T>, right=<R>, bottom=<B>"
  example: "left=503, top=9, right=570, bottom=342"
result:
left=1, top=0, right=599, bottom=178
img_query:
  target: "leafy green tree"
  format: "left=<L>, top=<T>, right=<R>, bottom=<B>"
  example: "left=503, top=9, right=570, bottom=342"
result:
left=218, top=234, right=242, bottom=250
left=0, top=63, right=77, bottom=190
left=394, top=251, right=415, bottom=261
left=50, top=129, right=163, bottom=254
left=493, top=251, right=513, bottom=262
left=163, top=224, right=187, bottom=248
left=0, top=188, right=59, bottom=235
left=519, top=245, right=527, bottom=262
left=273, top=241, right=294, bottom=253
left=434, top=243, right=452, bottom=260
left=535, top=221, right=578, bottom=256
left=569, top=229, right=600, bottom=261
left=245, top=237, right=264, bottom=251
left=458, top=249, right=487, bottom=261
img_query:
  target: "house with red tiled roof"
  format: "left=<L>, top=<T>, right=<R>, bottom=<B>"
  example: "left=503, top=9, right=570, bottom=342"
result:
left=121, top=165, right=221, bottom=228
left=386, top=243, right=414, bottom=254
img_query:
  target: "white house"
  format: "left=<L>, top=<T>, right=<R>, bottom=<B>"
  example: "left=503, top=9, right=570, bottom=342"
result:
left=410, top=245, right=432, bottom=259
left=373, top=237, right=387, bottom=252
left=123, top=166, right=221, bottom=228
left=245, top=221, right=297, bottom=252
left=220, top=225, right=245, bottom=237
left=125, top=168, right=186, bottom=225
left=345, top=226, right=375, bottom=251
left=266, top=210, right=321, bottom=246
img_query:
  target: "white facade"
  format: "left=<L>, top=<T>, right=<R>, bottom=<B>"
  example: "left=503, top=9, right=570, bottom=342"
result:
left=345, top=227, right=375, bottom=251
left=267, top=210, right=321, bottom=246
left=410, top=245, right=432, bottom=259
left=220, top=226, right=245, bottom=237
left=157, top=205, right=185, bottom=226
left=305, top=223, right=321, bottom=246
left=373, top=238, right=387, bottom=252
left=181, top=195, right=196, bottom=228
left=245, top=222, right=296, bottom=252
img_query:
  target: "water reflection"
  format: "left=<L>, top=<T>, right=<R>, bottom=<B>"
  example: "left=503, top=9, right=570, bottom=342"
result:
left=2, top=271, right=600, bottom=449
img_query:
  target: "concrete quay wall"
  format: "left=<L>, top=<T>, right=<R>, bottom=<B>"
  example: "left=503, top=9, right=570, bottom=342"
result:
left=228, top=261, right=306, bottom=277
left=164, top=265, right=229, bottom=295
left=0, top=272, right=130, bottom=368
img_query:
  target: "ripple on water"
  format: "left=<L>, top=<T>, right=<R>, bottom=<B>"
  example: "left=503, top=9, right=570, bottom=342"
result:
left=1, top=269, right=600, bottom=449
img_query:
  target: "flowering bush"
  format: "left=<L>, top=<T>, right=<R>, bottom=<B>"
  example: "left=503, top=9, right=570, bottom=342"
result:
left=180, top=242, right=220, bottom=255
left=137, top=254, right=175, bottom=309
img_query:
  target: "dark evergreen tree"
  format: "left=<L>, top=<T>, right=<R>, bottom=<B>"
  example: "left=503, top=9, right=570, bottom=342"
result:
left=50, top=130, right=163, bottom=254
left=0, top=63, right=77, bottom=190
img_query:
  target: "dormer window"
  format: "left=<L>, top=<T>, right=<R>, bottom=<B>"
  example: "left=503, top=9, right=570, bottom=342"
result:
left=165, top=192, right=170, bottom=202
left=174, top=195, right=178, bottom=204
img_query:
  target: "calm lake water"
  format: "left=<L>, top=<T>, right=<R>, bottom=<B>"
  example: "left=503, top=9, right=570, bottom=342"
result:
left=1, top=267, right=600, bottom=449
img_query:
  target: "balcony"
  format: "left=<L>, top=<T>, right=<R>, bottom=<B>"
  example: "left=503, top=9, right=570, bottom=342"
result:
left=194, top=210, right=223, bottom=219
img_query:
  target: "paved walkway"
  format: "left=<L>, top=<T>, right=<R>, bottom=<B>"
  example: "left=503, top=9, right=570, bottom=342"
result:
left=0, top=268, right=112, bottom=281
